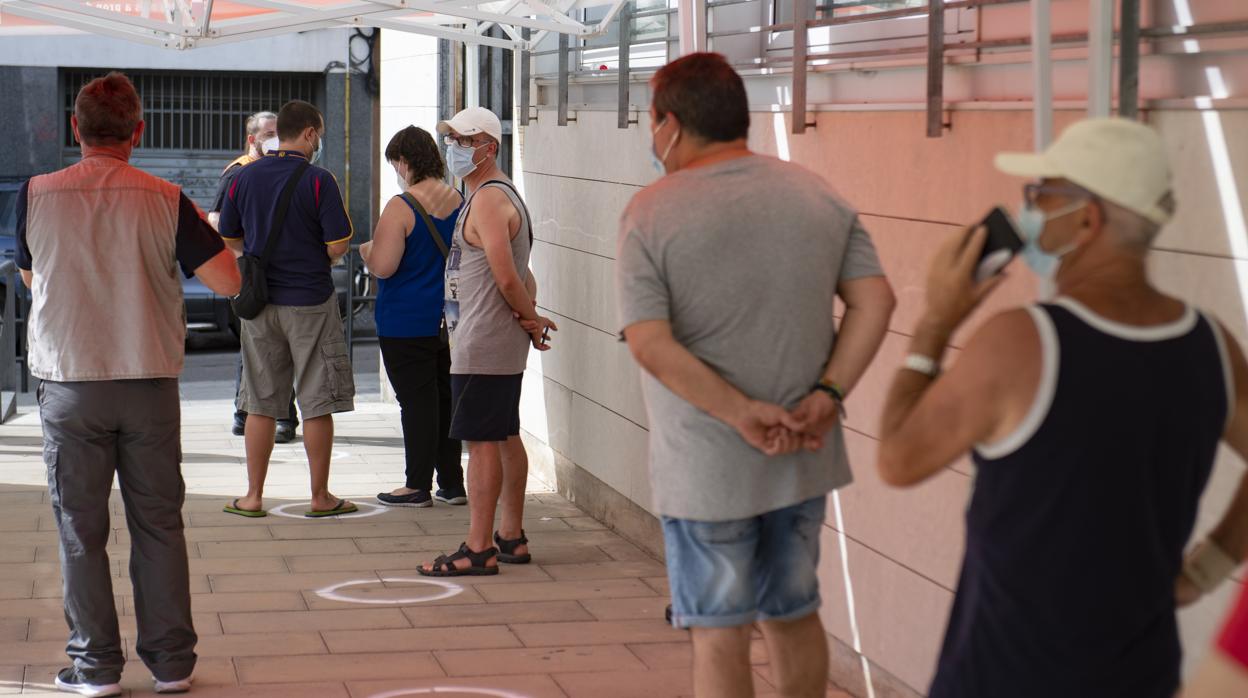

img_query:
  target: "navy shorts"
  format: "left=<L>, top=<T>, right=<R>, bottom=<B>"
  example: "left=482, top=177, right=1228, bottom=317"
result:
left=662, top=495, right=826, bottom=628
left=449, top=373, right=523, bottom=442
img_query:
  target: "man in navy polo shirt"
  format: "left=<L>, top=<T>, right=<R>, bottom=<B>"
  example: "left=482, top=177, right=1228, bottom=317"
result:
left=218, top=99, right=358, bottom=518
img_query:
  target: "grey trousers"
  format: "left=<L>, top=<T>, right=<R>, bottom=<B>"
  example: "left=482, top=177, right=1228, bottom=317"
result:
left=39, top=379, right=197, bottom=684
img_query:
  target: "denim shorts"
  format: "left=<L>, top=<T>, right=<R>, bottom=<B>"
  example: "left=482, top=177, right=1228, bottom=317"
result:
left=662, top=495, right=826, bottom=629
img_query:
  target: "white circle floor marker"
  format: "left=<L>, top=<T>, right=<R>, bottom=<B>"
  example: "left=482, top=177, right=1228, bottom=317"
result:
left=269, top=500, right=388, bottom=520
left=315, top=577, right=464, bottom=605
left=366, top=688, right=531, bottom=698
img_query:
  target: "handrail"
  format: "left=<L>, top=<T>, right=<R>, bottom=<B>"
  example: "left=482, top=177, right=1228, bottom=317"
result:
left=0, top=258, right=29, bottom=398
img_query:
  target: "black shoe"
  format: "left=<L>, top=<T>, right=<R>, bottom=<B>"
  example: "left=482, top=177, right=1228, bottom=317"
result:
left=377, top=489, right=433, bottom=508
left=434, top=488, right=468, bottom=505
left=54, top=667, right=122, bottom=697
left=231, top=417, right=245, bottom=436
left=274, top=421, right=297, bottom=444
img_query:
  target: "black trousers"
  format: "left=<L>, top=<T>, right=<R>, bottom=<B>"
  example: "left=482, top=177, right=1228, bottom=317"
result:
left=379, top=335, right=464, bottom=491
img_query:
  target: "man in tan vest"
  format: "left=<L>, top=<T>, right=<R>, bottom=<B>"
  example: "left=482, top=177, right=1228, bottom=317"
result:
left=17, top=72, right=240, bottom=697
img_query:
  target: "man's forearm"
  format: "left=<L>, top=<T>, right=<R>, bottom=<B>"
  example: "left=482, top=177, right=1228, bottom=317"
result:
left=498, top=277, right=540, bottom=321
left=637, top=336, right=750, bottom=426
left=821, top=303, right=892, bottom=395
left=879, top=319, right=951, bottom=439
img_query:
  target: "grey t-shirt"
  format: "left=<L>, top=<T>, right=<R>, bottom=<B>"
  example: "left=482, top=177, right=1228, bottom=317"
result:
left=616, top=154, right=884, bottom=521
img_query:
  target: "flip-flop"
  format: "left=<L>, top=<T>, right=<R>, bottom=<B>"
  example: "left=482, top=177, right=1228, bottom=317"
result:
left=223, top=498, right=267, bottom=518
left=305, top=498, right=358, bottom=518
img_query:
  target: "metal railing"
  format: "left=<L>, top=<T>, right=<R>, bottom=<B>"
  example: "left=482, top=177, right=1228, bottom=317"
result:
left=342, top=245, right=377, bottom=365
left=0, top=259, right=30, bottom=396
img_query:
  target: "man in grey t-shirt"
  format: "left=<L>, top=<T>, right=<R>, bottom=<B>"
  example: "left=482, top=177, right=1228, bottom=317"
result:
left=617, top=53, right=895, bottom=698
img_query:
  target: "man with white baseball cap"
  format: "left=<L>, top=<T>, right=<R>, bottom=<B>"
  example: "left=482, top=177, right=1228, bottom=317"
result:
left=418, top=106, right=557, bottom=577
left=875, top=117, right=1248, bottom=697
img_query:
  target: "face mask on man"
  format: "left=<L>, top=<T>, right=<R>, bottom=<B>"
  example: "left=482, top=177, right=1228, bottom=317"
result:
left=447, top=142, right=483, bottom=179
left=261, top=136, right=279, bottom=154
left=1016, top=200, right=1086, bottom=279
left=650, top=118, right=679, bottom=175
left=310, top=134, right=324, bottom=165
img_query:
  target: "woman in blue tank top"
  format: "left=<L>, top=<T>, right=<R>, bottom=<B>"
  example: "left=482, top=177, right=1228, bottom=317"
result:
left=360, top=126, right=466, bottom=508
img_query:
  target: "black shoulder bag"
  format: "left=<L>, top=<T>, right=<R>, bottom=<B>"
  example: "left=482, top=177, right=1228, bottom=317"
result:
left=401, top=192, right=452, bottom=343
left=231, top=161, right=310, bottom=320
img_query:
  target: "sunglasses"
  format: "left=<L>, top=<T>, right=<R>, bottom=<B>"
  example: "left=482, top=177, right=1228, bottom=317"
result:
left=443, top=134, right=486, bottom=148
left=1023, top=183, right=1093, bottom=207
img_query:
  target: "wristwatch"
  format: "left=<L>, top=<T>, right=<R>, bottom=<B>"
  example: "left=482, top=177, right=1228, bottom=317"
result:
left=812, top=379, right=847, bottom=420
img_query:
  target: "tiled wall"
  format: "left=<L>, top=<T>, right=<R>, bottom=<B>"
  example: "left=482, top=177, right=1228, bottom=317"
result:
left=516, top=105, right=1248, bottom=695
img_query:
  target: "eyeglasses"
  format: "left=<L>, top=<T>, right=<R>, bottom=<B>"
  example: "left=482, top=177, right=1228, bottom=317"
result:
left=443, top=134, right=481, bottom=148
left=1023, top=183, right=1093, bottom=207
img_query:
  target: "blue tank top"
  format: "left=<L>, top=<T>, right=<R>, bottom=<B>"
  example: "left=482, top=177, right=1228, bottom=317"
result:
left=930, top=299, right=1231, bottom=698
left=375, top=195, right=461, bottom=338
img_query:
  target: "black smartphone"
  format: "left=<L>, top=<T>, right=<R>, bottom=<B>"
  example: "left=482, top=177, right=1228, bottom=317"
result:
left=975, top=206, right=1024, bottom=282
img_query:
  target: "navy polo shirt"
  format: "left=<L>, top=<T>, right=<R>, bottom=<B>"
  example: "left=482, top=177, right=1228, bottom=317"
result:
left=218, top=150, right=353, bottom=306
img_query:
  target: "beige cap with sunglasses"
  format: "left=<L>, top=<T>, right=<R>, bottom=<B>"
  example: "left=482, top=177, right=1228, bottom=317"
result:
left=436, top=106, right=503, bottom=144
left=995, top=117, right=1174, bottom=225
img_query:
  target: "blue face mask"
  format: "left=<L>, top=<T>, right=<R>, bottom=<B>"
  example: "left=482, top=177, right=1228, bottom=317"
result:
left=650, top=119, right=679, bottom=175
left=1017, top=200, right=1085, bottom=279
left=447, top=143, right=481, bottom=179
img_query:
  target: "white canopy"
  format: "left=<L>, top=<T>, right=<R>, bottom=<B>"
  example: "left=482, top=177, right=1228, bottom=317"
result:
left=0, top=0, right=628, bottom=50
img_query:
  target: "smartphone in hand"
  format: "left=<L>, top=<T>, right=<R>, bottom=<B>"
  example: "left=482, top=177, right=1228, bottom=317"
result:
left=975, top=207, right=1024, bottom=282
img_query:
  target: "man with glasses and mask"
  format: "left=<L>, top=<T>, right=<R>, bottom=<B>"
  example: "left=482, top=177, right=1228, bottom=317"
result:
left=878, top=118, right=1248, bottom=697
left=617, top=53, right=895, bottom=697
left=417, top=106, right=556, bottom=577
left=218, top=99, right=359, bottom=519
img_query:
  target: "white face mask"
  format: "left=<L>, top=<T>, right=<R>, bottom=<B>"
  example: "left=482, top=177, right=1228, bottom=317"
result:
left=261, top=136, right=279, bottom=154
left=447, top=142, right=482, bottom=179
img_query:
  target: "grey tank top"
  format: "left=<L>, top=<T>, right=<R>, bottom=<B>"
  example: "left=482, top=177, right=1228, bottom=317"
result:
left=444, top=180, right=533, bottom=375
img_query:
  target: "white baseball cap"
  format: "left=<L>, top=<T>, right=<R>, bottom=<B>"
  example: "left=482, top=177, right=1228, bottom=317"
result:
left=995, top=117, right=1173, bottom=225
left=436, top=106, right=503, bottom=145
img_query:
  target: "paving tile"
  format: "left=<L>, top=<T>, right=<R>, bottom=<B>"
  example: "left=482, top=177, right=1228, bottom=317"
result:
left=268, top=522, right=423, bottom=540
left=197, top=538, right=360, bottom=558
left=0, top=547, right=34, bottom=564
left=209, top=571, right=381, bottom=593
left=183, top=591, right=308, bottom=614
left=27, top=613, right=223, bottom=641
left=0, top=664, right=20, bottom=695
left=597, top=540, right=657, bottom=563
left=642, top=577, right=671, bottom=595
left=578, top=598, right=672, bottom=622
left=285, top=552, right=434, bottom=573
left=562, top=517, right=609, bottom=531
left=186, top=556, right=288, bottom=576
left=415, top=517, right=572, bottom=535
left=0, top=638, right=78, bottom=664
left=0, top=597, right=79, bottom=619
left=235, top=651, right=444, bottom=684
left=553, top=667, right=777, bottom=698
left=193, top=631, right=327, bottom=657
left=220, top=608, right=411, bottom=633
left=540, top=561, right=668, bottom=582
left=346, top=675, right=568, bottom=698
left=0, top=579, right=32, bottom=600
left=511, top=619, right=687, bottom=647
left=624, top=640, right=769, bottom=670
left=402, top=600, right=594, bottom=629
left=0, top=563, right=59, bottom=582
left=0, top=619, right=26, bottom=643
left=143, top=681, right=352, bottom=697
left=322, top=625, right=521, bottom=653
left=478, top=579, right=659, bottom=603
left=435, top=644, right=646, bottom=677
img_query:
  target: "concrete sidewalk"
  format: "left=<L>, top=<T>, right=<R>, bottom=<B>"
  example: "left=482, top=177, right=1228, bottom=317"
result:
left=0, top=374, right=847, bottom=697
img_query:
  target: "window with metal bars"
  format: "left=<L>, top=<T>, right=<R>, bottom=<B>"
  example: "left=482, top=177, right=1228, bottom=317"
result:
left=61, top=69, right=320, bottom=152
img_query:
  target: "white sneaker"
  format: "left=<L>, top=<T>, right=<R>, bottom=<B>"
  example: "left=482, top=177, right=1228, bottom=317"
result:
left=154, top=675, right=193, bottom=694
left=53, top=668, right=122, bottom=697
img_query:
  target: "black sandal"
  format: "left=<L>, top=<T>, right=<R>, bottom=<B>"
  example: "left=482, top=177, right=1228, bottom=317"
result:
left=418, top=543, right=500, bottom=577
left=494, top=530, right=531, bottom=564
